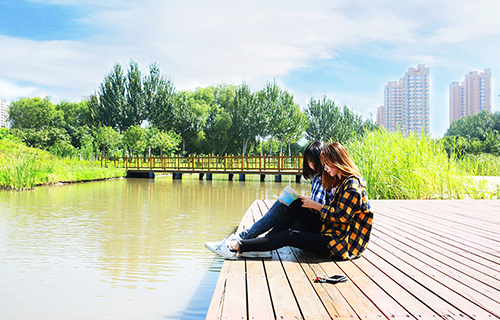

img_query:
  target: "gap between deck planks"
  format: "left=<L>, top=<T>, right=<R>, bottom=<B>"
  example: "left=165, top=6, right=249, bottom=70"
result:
left=205, top=199, right=500, bottom=320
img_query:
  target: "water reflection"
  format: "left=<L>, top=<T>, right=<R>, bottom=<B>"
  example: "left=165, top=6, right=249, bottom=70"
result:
left=0, top=175, right=310, bottom=319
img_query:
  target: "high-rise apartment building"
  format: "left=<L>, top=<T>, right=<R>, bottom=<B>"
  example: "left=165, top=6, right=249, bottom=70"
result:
left=0, top=99, right=9, bottom=129
left=449, top=69, right=491, bottom=124
left=377, top=64, right=430, bottom=134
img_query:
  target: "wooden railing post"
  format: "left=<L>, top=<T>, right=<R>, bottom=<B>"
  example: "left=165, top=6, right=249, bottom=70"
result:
left=137, top=154, right=140, bottom=170
left=278, top=153, right=281, bottom=172
left=208, top=154, right=211, bottom=172
left=241, top=153, right=245, bottom=171
left=150, top=154, right=154, bottom=170
left=259, top=153, right=262, bottom=173
left=126, top=155, right=129, bottom=170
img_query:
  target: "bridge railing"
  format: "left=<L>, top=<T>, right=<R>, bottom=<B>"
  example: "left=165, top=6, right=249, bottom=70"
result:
left=101, top=154, right=303, bottom=174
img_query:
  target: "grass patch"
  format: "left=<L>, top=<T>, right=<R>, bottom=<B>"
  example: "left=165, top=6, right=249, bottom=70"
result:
left=346, top=129, right=499, bottom=200
left=457, top=153, right=500, bottom=176
left=0, top=140, right=126, bottom=190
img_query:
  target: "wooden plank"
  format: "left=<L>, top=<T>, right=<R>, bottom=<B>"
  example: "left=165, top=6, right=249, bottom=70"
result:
left=367, top=240, right=499, bottom=318
left=264, top=250, right=303, bottom=319
left=318, top=259, right=385, bottom=319
left=292, top=250, right=359, bottom=319
left=335, top=257, right=412, bottom=318
left=246, top=259, right=274, bottom=320
left=374, top=218, right=500, bottom=291
left=219, top=259, right=247, bottom=320
left=373, top=203, right=500, bottom=254
left=206, top=261, right=230, bottom=320
left=276, top=247, right=331, bottom=320
left=360, top=250, right=466, bottom=319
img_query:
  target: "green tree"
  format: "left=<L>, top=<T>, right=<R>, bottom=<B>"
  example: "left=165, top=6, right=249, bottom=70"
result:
left=169, top=90, right=210, bottom=153
left=9, top=97, right=63, bottom=129
left=122, top=125, right=145, bottom=156
left=305, top=95, right=374, bottom=144
left=90, top=60, right=147, bottom=133
left=56, top=100, right=92, bottom=148
left=227, top=83, right=264, bottom=155
left=257, top=81, right=299, bottom=155
left=94, top=126, right=122, bottom=157
left=444, top=111, right=500, bottom=156
left=156, top=130, right=181, bottom=156
left=144, top=63, right=176, bottom=129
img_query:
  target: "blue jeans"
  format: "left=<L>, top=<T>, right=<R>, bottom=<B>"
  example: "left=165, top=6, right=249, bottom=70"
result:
left=238, top=201, right=287, bottom=240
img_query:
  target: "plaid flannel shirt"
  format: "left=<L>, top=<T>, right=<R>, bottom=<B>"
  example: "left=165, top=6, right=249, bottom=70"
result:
left=310, top=175, right=334, bottom=205
left=319, top=175, right=373, bottom=260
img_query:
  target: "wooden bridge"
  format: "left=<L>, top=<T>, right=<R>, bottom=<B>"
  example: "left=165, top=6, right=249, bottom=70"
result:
left=101, top=154, right=303, bottom=180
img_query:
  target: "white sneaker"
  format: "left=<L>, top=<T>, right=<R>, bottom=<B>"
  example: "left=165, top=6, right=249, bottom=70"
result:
left=238, top=251, right=272, bottom=259
left=205, top=239, right=237, bottom=260
left=227, top=233, right=241, bottom=242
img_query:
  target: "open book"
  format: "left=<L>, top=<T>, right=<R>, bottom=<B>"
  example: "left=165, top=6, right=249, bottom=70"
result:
left=273, top=185, right=299, bottom=206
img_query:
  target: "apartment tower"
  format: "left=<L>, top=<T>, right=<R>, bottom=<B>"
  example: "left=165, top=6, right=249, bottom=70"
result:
left=377, top=64, right=430, bottom=134
left=0, top=99, right=9, bottom=129
left=449, top=69, right=491, bottom=124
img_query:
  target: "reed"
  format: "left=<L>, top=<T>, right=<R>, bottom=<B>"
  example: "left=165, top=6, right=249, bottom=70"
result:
left=0, top=148, right=52, bottom=190
left=457, top=153, right=500, bottom=177
left=346, top=129, right=498, bottom=199
left=0, top=142, right=126, bottom=190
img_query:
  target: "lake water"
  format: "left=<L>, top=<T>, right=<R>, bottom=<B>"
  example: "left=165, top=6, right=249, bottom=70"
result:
left=0, top=175, right=310, bottom=319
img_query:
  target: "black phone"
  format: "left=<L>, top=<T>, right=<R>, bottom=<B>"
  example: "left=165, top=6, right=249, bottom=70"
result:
left=314, top=275, right=348, bottom=284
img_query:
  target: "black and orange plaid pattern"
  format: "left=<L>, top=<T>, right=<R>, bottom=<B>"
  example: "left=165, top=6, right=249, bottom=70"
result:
left=318, top=175, right=373, bottom=260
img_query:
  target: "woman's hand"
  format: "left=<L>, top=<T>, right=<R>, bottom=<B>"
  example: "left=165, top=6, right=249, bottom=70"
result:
left=298, top=195, right=323, bottom=212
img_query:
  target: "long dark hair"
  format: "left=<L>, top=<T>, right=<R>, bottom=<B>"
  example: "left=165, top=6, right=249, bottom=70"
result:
left=321, top=142, right=361, bottom=189
left=302, top=141, right=326, bottom=180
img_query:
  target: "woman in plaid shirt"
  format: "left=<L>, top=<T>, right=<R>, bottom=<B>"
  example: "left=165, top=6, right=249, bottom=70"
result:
left=216, top=142, right=373, bottom=261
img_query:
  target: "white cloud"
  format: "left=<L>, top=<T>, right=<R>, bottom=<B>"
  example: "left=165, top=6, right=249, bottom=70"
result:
left=1, top=0, right=500, bottom=137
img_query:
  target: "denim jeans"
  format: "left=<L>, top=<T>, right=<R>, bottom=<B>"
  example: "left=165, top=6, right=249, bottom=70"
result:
left=239, top=199, right=331, bottom=256
left=238, top=201, right=287, bottom=240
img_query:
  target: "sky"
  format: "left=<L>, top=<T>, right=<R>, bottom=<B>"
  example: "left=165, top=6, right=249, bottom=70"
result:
left=1, top=0, right=499, bottom=137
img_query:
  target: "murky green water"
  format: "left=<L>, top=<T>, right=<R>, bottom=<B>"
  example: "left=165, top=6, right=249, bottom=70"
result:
left=0, top=175, right=310, bottom=319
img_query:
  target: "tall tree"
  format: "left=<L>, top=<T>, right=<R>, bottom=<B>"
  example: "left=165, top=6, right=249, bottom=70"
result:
left=226, top=83, right=263, bottom=154
left=90, top=60, right=148, bottom=133
left=144, top=63, right=175, bottom=129
left=305, top=95, right=371, bottom=144
left=9, top=97, right=63, bottom=129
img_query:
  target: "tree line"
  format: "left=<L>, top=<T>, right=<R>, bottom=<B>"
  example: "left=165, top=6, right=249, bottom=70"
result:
left=7, top=60, right=378, bottom=158
left=443, top=110, right=500, bottom=157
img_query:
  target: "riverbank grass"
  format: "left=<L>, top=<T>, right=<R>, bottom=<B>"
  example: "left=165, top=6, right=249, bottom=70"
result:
left=347, top=130, right=499, bottom=200
left=0, top=140, right=126, bottom=190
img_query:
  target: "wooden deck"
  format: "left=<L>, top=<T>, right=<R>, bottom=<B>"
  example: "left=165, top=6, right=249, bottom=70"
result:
left=206, top=199, right=500, bottom=319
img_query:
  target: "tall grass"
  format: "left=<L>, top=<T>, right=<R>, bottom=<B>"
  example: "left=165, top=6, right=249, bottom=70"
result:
left=0, top=148, right=52, bottom=190
left=346, top=129, right=499, bottom=199
left=457, top=153, right=500, bottom=177
left=0, top=141, right=126, bottom=191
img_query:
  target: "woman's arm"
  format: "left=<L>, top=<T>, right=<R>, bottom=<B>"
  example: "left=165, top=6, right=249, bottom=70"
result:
left=297, top=195, right=323, bottom=212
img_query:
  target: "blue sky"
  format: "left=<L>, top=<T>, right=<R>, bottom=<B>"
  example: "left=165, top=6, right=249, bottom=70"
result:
left=1, top=0, right=499, bottom=137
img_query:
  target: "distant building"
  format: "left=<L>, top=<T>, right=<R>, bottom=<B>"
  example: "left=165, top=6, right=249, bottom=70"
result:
left=449, top=69, right=491, bottom=125
left=0, top=99, right=10, bottom=129
left=376, top=106, right=385, bottom=128
left=377, top=64, right=430, bottom=134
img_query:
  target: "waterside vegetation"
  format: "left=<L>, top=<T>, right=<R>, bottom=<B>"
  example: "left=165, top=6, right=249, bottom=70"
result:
left=0, top=137, right=125, bottom=191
